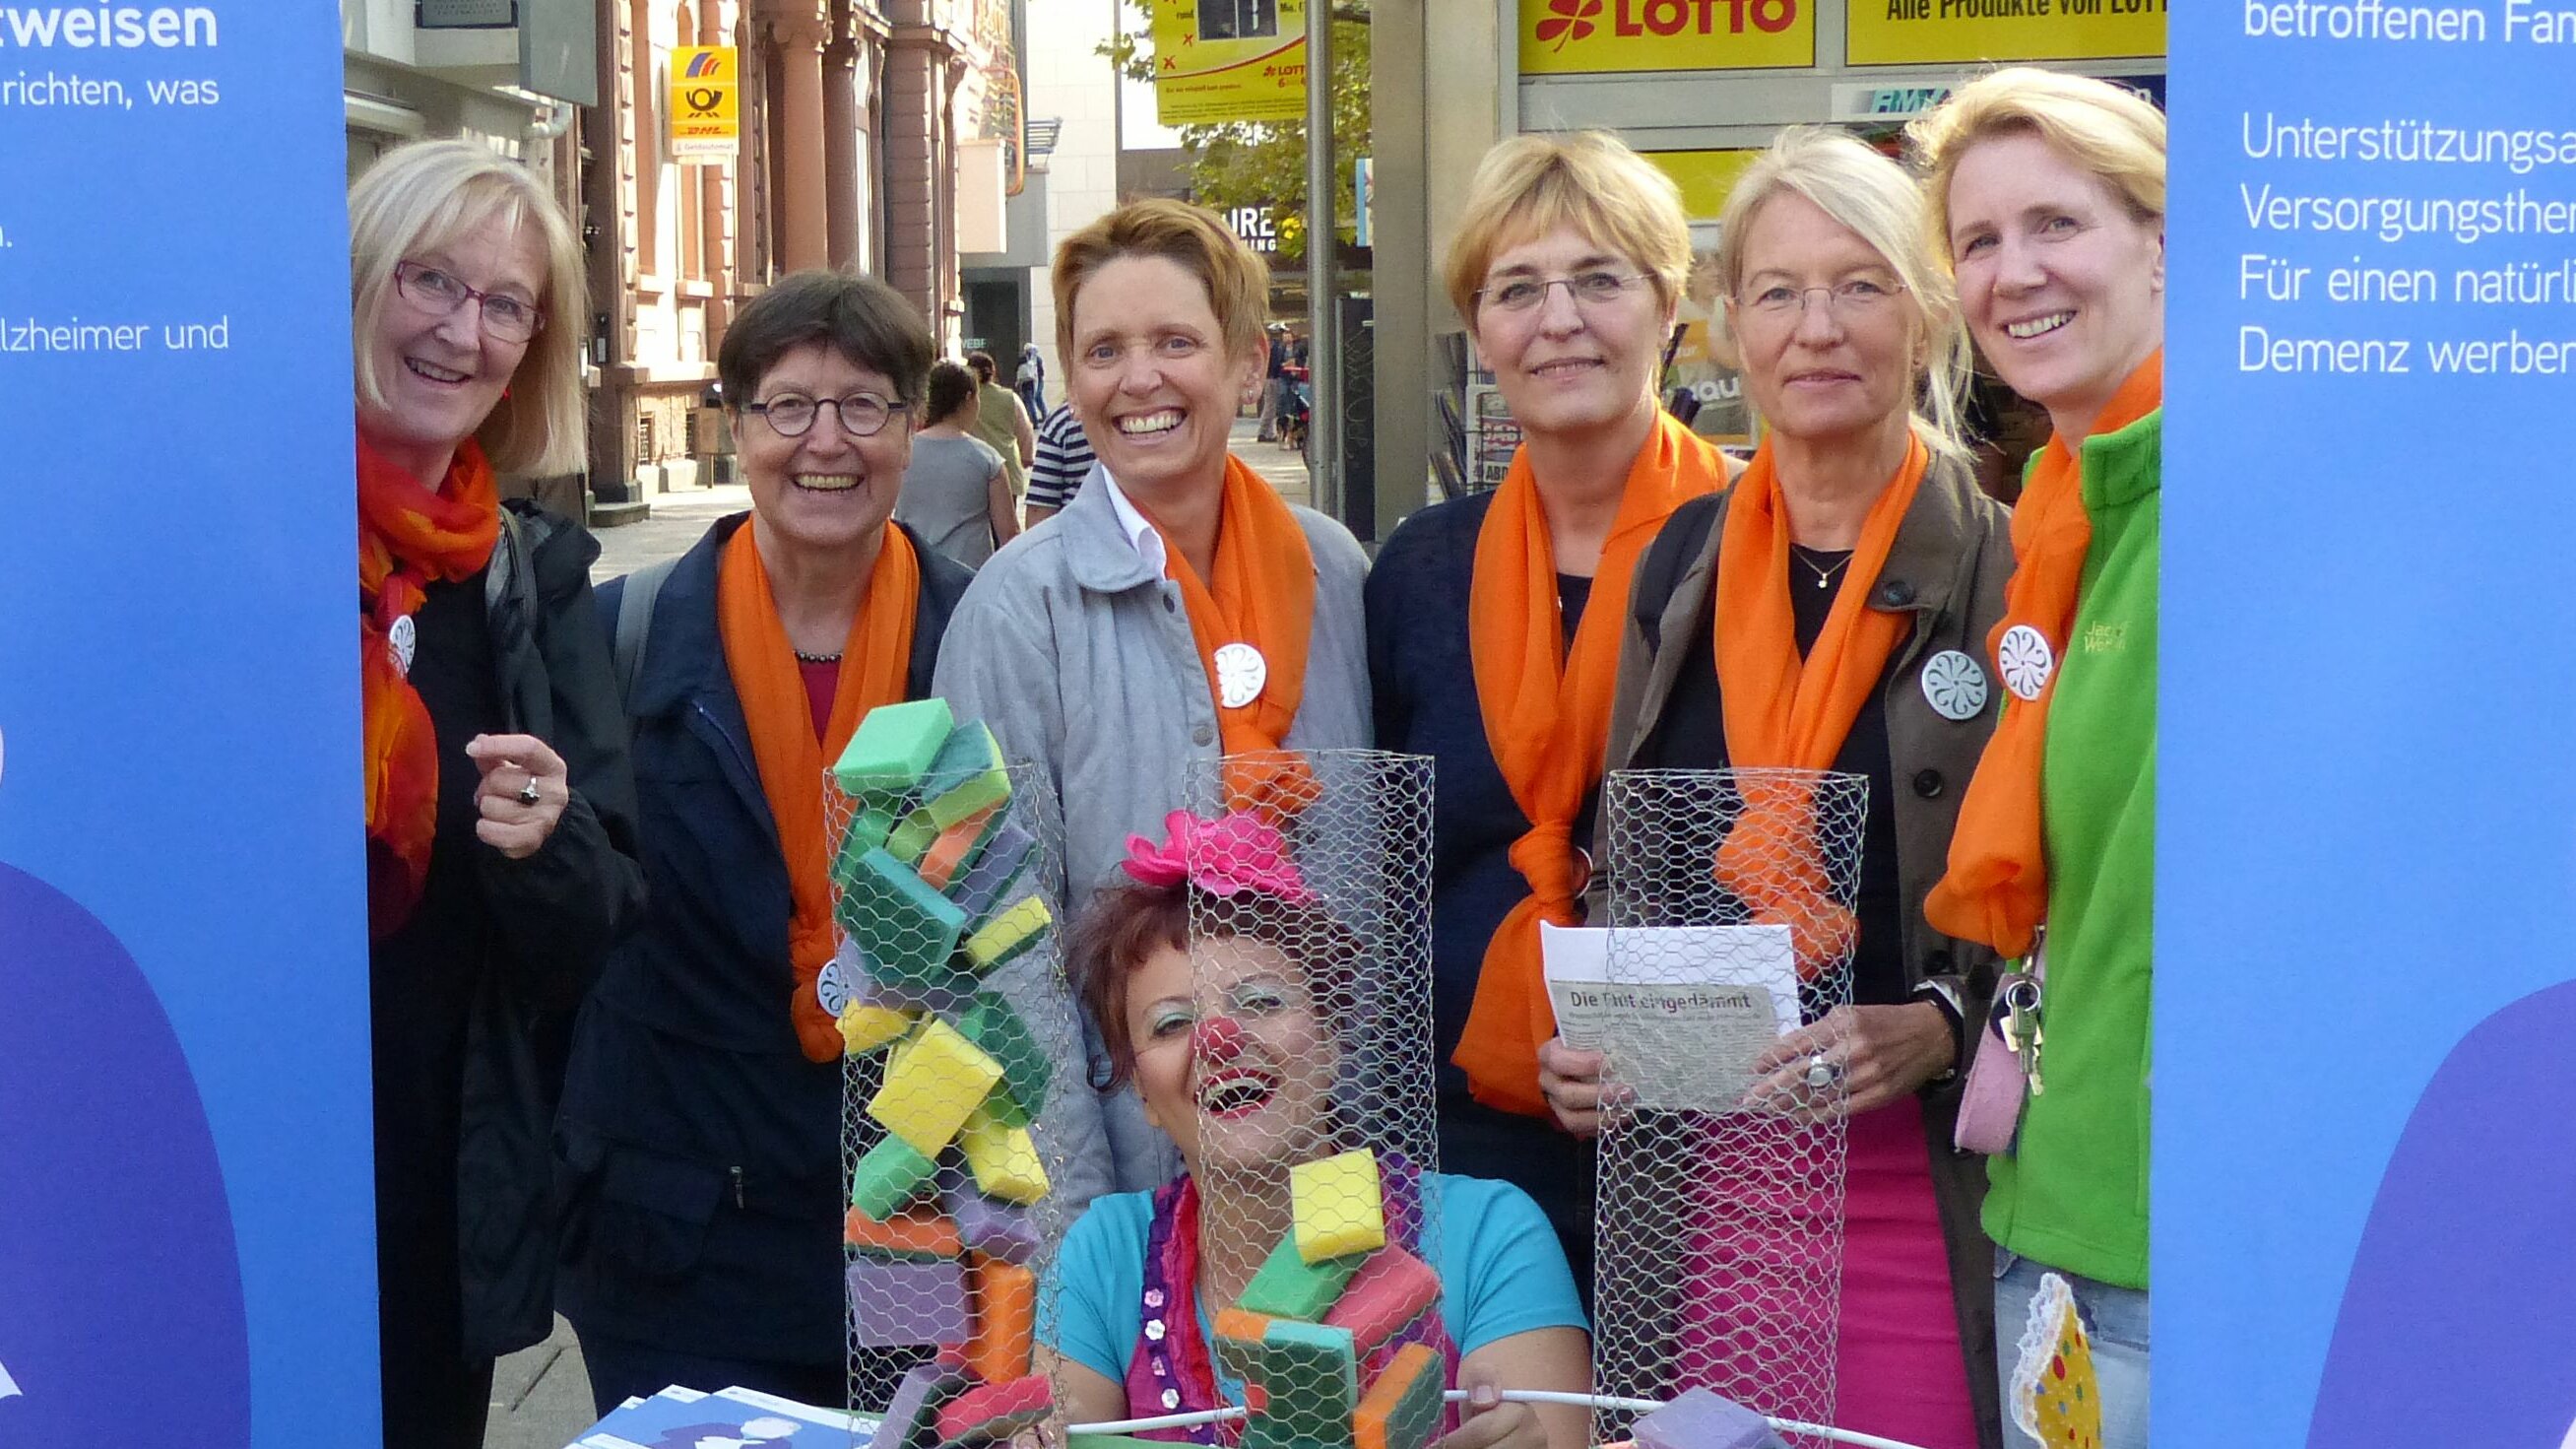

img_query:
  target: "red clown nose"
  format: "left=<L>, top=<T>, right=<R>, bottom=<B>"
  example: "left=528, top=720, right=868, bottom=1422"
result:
left=1192, top=1014, right=1247, bottom=1066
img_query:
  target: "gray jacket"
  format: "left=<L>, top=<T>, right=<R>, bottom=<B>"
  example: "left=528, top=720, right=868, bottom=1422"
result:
left=931, top=469, right=1373, bottom=1211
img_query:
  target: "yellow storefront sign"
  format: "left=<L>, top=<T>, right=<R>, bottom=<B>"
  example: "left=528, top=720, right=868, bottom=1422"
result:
left=669, top=45, right=740, bottom=162
left=1152, top=0, right=1308, bottom=127
left=1848, top=1, right=2165, bottom=66
left=1520, top=0, right=1814, bottom=76
left=1647, top=150, right=1763, bottom=445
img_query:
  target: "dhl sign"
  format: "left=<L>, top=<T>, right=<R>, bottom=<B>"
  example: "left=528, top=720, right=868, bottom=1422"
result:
left=1520, top=0, right=1813, bottom=75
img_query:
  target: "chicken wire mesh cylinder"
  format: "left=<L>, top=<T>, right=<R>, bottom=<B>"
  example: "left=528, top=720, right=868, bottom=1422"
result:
left=1590, top=767, right=1870, bottom=1449
left=1180, top=751, right=1448, bottom=1449
left=825, top=713, right=1078, bottom=1445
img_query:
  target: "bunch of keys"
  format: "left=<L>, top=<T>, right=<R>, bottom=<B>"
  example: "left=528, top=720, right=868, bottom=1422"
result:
left=1999, top=975, right=2045, bottom=1096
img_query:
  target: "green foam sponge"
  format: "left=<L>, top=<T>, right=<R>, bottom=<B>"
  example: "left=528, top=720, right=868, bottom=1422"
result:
left=832, top=697, right=954, bottom=799
left=835, top=846, right=970, bottom=994
left=957, top=992, right=1053, bottom=1125
left=848, top=1133, right=938, bottom=1219
left=1240, top=1228, right=1365, bottom=1322
left=919, top=720, right=1012, bottom=828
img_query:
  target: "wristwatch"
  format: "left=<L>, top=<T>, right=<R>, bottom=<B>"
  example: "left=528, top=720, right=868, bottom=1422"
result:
left=1910, top=977, right=1966, bottom=1086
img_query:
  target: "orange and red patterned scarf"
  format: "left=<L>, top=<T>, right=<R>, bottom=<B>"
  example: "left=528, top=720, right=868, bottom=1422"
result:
left=358, top=430, right=501, bottom=939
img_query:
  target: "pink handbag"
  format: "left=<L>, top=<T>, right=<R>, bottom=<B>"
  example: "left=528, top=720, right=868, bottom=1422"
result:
left=1954, top=940, right=2044, bottom=1155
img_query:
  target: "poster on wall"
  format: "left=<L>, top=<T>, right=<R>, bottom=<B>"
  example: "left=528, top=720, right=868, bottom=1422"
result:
left=1520, top=0, right=1815, bottom=77
left=1151, top=0, right=1309, bottom=126
left=1848, top=1, right=2165, bottom=66
left=0, top=4, right=381, bottom=1445
left=1646, top=149, right=1762, bottom=446
left=2164, top=4, right=2576, bottom=1445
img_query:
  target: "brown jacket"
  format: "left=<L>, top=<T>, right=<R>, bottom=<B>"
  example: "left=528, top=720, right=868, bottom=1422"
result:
left=1595, top=452, right=2015, bottom=1449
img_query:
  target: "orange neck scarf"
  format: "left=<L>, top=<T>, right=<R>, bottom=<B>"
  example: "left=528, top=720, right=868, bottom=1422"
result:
left=1133, top=454, right=1319, bottom=806
left=1925, top=351, right=2162, bottom=957
left=717, top=522, right=921, bottom=1062
left=358, top=430, right=500, bottom=939
left=1452, top=412, right=1726, bottom=1117
left=1712, top=431, right=1928, bottom=977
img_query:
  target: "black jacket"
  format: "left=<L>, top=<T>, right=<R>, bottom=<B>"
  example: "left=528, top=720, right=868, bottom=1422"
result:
left=555, top=514, right=971, bottom=1364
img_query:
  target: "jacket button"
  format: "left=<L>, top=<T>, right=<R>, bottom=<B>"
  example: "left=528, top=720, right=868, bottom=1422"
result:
left=1878, top=579, right=1915, bottom=608
left=1192, top=725, right=1214, bottom=747
left=1163, top=594, right=1179, bottom=614
left=1911, top=768, right=1944, bottom=799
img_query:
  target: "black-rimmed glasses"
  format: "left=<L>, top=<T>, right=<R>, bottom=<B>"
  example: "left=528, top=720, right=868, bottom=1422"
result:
left=393, top=261, right=545, bottom=343
left=742, top=392, right=910, bottom=438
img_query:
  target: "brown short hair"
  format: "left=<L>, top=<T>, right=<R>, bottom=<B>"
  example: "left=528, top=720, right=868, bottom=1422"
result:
left=718, top=270, right=935, bottom=409
left=1052, top=199, right=1270, bottom=369
left=926, top=361, right=979, bottom=425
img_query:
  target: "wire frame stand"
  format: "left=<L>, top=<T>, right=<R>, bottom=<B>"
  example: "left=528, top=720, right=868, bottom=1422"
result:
left=826, top=742, right=1078, bottom=1446
left=1591, top=767, right=1870, bottom=1449
left=1181, top=750, right=1448, bottom=1449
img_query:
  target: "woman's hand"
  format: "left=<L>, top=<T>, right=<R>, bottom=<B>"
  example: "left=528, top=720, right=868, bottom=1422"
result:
left=466, top=733, right=568, bottom=859
left=1537, top=1035, right=1608, bottom=1139
left=1744, top=1002, right=1956, bottom=1119
left=1436, top=1383, right=1551, bottom=1449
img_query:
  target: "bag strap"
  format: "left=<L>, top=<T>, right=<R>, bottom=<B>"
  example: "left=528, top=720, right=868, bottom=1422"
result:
left=1634, top=492, right=1725, bottom=653
left=612, top=557, right=679, bottom=714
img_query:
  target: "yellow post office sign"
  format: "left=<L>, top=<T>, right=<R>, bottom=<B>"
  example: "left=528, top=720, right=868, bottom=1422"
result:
left=1520, top=0, right=1815, bottom=76
left=1152, top=0, right=1309, bottom=127
left=670, top=45, right=740, bottom=161
left=1848, top=1, right=2165, bottom=66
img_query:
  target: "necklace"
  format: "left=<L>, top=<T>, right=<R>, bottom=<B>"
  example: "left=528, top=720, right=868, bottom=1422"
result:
left=1789, top=544, right=1853, bottom=592
left=793, top=648, right=843, bottom=665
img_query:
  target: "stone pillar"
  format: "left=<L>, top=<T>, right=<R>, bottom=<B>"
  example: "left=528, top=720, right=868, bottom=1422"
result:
left=823, top=28, right=862, bottom=269
left=764, top=0, right=830, bottom=273
left=881, top=26, right=947, bottom=328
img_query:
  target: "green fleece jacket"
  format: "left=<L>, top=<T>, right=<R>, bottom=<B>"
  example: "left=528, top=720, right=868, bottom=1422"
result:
left=1981, top=407, right=2158, bottom=1289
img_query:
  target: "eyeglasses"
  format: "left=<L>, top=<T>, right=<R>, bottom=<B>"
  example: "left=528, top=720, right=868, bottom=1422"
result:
left=742, top=392, right=909, bottom=438
left=1473, top=270, right=1651, bottom=314
left=1735, top=278, right=1909, bottom=325
left=393, top=261, right=545, bottom=343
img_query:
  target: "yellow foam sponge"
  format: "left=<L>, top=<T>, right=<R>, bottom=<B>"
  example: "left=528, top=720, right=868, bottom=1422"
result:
left=962, top=893, right=1053, bottom=974
left=959, top=1100, right=1050, bottom=1204
left=839, top=1002, right=916, bottom=1057
left=1290, top=1150, right=1385, bottom=1264
left=869, top=1019, right=1004, bottom=1157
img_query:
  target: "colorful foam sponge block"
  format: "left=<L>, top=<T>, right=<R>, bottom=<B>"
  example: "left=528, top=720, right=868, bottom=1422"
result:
left=1352, top=1344, right=1444, bottom=1449
left=964, top=1255, right=1039, bottom=1382
left=946, top=819, right=1037, bottom=921
left=918, top=804, right=1002, bottom=890
left=845, top=1256, right=970, bottom=1348
left=849, top=1134, right=939, bottom=1219
left=919, top=720, right=1012, bottom=828
left=1629, top=1388, right=1790, bottom=1449
left=961, top=894, right=1053, bottom=974
left=934, top=1375, right=1054, bottom=1448
left=957, top=1100, right=1049, bottom=1204
left=1322, top=1245, right=1442, bottom=1355
left=833, top=697, right=955, bottom=798
left=1290, top=1150, right=1385, bottom=1264
left=839, top=1000, right=917, bottom=1056
left=945, top=1186, right=1042, bottom=1266
left=844, top=1204, right=963, bottom=1260
left=1211, top=1308, right=1276, bottom=1387
left=1254, top=1319, right=1360, bottom=1438
left=832, top=800, right=901, bottom=886
left=1240, top=1228, right=1365, bottom=1322
left=837, top=847, right=971, bottom=994
left=874, top=1359, right=972, bottom=1449
left=957, top=992, right=1053, bottom=1123
left=870, top=1018, right=1005, bottom=1156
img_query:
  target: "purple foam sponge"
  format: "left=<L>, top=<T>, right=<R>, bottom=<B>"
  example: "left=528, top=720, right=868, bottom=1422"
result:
left=1630, top=1388, right=1790, bottom=1449
left=945, top=1184, right=1043, bottom=1266
left=871, top=1358, right=971, bottom=1449
left=846, top=1255, right=971, bottom=1348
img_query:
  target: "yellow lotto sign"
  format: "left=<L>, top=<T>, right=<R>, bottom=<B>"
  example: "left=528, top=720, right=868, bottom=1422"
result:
left=1645, top=148, right=1762, bottom=221
left=669, top=45, right=740, bottom=161
left=1151, top=0, right=1308, bottom=127
left=1848, top=1, right=2165, bottom=66
left=1520, top=0, right=1814, bottom=76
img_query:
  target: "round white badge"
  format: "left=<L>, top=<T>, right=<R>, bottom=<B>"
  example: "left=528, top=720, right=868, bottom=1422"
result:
left=388, top=613, right=418, bottom=678
left=815, top=958, right=853, bottom=1019
left=1213, top=642, right=1268, bottom=710
left=1997, top=625, right=2056, bottom=702
left=1920, top=649, right=1990, bottom=722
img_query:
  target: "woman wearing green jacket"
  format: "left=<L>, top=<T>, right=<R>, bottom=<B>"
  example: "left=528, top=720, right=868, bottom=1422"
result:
left=1912, top=69, right=2166, bottom=1449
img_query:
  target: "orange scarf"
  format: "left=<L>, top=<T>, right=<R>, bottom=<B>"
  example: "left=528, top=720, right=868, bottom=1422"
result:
left=717, top=522, right=921, bottom=1062
left=358, top=430, right=500, bottom=939
left=1133, top=453, right=1319, bottom=808
left=1451, top=412, right=1726, bottom=1117
left=1925, top=352, right=2162, bottom=957
left=1712, top=432, right=1928, bottom=977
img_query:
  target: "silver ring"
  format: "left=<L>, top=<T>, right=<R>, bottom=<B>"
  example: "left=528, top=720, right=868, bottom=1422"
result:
left=1804, top=1054, right=1841, bottom=1091
left=516, top=779, right=543, bottom=806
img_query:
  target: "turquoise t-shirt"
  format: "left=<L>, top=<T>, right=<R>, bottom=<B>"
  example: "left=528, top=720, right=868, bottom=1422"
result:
left=1037, top=1172, right=1586, bottom=1398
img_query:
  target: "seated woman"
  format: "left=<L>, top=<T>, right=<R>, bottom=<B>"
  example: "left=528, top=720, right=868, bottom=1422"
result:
left=1037, top=814, right=1591, bottom=1449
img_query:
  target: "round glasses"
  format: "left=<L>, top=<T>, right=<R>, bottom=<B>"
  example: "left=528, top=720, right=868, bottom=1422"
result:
left=1473, top=270, right=1651, bottom=314
left=393, top=261, right=545, bottom=343
left=742, top=392, right=909, bottom=438
left=1734, top=277, right=1908, bottom=326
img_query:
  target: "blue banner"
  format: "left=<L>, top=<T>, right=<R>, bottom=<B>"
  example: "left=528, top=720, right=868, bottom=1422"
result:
left=0, top=3, right=379, bottom=1444
left=2167, top=5, right=2576, bottom=1444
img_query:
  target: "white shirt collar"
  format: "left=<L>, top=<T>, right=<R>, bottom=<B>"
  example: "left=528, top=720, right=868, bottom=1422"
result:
left=1098, top=467, right=1169, bottom=573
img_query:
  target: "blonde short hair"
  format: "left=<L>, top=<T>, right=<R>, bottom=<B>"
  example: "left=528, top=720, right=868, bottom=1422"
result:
left=1053, top=199, right=1270, bottom=366
left=1442, top=131, right=1692, bottom=328
left=1909, top=67, right=2167, bottom=262
left=1712, top=126, right=1969, bottom=460
left=350, top=140, right=586, bottom=477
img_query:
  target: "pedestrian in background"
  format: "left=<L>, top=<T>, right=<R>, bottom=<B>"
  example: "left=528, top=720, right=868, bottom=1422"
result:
left=349, top=138, right=645, bottom=1449
left=1258, top=320, right=1289, bottom=441
left=1025, top=398, right=1097, bottom=526
left=896, top=359, right=1020, bottom=568
left=1016, top=341, right=1049, bottom=419
left=966, top=348, right=1037, bottom=502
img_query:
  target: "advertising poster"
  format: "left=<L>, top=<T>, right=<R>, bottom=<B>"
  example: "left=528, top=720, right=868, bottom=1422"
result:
left=668, top=44, right=740, bottom=163
left=1520, top=0, right=1815, bottom=77
left=1848, top=2, right=2165, bottom=67
left=1647, top=149, right=1761, bottom=445
left=2164, top=4, right=2576, bottom=1444
left=1151, top=0, right=1308, bottom=127
left=0, top=3, right=381, bottom=1445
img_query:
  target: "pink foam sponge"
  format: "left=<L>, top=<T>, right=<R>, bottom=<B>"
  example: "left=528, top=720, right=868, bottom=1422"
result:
left=845, top=1256, right=970, bottom=1348
left=934, top=1374, right=1055, bottom=1447
left=1322, top=1244, right=1442, bottom=1356
left=1630, top=1388, right=1790, bottom=1449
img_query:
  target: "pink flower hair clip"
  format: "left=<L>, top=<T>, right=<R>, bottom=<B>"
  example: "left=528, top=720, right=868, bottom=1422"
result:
left=1121, top=808, right=1317, bottom=905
